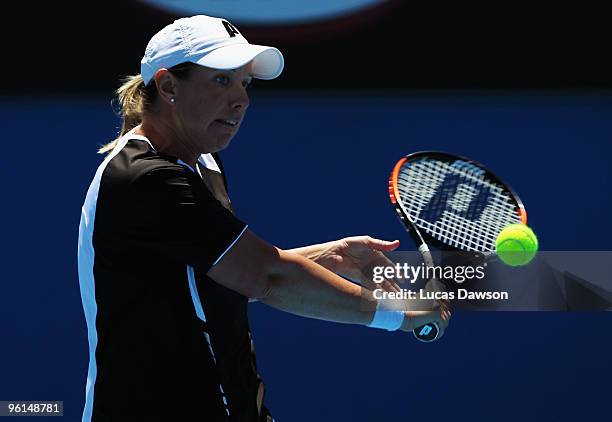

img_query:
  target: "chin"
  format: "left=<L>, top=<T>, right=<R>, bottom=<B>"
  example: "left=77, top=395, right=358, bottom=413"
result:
left=208, top=135, right=233, bottom=153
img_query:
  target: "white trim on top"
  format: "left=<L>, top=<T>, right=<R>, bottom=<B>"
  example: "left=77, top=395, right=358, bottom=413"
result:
left=185, top=266, right=230, bottom=415
left=177, top=154, right=222, bottom=175
left=78, top=130, right=137, bottom=422
left=198, top=153, right=221, bottom=173
left=212, top=225, right=249, bottom=267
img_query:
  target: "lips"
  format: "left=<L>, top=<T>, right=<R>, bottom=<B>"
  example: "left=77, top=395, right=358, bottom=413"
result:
left=215, top=119, right=239, bottom=127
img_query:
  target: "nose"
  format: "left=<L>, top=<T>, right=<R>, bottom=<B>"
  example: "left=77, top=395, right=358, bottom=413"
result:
left=231, top=86, right=250, bottom=111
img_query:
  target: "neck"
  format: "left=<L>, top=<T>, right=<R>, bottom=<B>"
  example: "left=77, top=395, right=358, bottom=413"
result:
left=135, top=116, right=199, bottom=168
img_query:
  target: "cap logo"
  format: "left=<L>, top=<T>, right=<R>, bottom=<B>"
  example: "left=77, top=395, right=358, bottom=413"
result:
left=222, top=20, right=240, bottom=37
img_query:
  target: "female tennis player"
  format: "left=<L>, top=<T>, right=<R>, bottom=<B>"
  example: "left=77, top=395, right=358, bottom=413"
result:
left=77, top=14, right=449, bottom=422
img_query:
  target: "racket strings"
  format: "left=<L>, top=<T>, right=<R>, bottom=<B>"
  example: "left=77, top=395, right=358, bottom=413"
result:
left=397, top=159, right=522, bottom=253
left=399, top=178, right=512, bottom=251
left=398, top=161, right=516, bottom=251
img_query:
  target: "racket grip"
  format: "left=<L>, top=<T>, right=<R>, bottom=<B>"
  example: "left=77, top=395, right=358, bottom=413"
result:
left=413, top=322, right=440, bottom=342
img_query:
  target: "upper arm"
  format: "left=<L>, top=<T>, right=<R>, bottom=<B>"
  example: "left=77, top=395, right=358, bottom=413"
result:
left=207, top=229, right=282, bottom=299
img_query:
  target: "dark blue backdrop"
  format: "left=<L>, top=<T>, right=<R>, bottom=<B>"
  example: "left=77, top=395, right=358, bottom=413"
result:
left=1, top=93, right=611, bottom=421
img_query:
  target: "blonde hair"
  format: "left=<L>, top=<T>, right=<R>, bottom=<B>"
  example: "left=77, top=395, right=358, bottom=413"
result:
left=99, top=62, right=197, bottom=154
left=98, top=75, right=154, bottom=153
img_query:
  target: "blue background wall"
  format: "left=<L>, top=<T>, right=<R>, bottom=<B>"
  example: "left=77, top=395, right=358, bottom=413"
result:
left=1, top=93, right=611, bottom=421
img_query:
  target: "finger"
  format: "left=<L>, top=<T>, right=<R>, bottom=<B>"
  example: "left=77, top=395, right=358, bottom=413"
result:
left=441, top=309, right=451, bottom=321
left=438, top=310, right=451, bottom=329
left=359, top=253, right=400, bottom=288
left=382, top=279, right=401, bottom=293
left=444, top=308, right=451, bottom=320
left=437, top=298, right=450, bottom=307
left=437, top=299, right=450, bottom=312
left=361, top=251, right=400, bottom=282
left=365, top=237, right=401, bottom=252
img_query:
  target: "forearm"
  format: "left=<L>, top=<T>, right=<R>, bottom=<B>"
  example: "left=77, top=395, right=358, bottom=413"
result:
left=286, top=241, right=336, bottom=263
left=208, top=230, right=413, bottom=329
left=260, top=249, right=377, bottom=325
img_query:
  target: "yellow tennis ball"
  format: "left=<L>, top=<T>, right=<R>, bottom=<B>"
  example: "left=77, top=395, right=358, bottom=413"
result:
left=495, top=224, right=539, bottom=266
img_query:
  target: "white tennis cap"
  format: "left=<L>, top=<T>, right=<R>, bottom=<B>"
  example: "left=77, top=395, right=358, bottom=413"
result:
left=140, top=15, right=284, bottom=85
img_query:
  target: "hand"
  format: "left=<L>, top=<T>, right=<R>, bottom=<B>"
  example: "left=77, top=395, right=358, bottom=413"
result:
left=400, top=306, right=451, bottom=339
left=312, top=236, right=402, bottom=292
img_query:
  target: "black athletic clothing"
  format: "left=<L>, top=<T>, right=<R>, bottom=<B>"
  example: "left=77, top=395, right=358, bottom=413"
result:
left=78, top=133, right=272, bottom=421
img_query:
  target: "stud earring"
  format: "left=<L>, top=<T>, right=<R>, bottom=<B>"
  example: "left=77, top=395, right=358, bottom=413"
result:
left=170, top=97, right=176, bottom=103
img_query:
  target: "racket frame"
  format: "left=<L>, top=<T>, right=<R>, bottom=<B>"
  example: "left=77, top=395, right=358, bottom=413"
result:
left=388, top=151, right=527, bottom=341
left=390, top=151, right=527, bottom=253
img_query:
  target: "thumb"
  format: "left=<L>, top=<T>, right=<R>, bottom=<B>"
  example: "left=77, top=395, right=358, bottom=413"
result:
left=366, top=237, right=400, bottom=252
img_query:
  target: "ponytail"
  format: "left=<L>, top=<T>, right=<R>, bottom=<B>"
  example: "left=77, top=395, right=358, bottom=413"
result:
left=99, top=62, right=197, bottom=154
left=98, top=74, right=154, bottom=154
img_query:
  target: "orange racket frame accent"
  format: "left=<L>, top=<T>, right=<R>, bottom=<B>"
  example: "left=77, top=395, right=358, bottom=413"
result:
left=388, top=157, right=407, bottom=205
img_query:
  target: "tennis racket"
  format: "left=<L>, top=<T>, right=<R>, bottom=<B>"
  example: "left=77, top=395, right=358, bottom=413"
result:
left=388, top=151, right=527, bottom=342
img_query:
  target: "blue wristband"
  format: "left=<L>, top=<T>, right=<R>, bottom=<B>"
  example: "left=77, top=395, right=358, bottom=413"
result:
left=367, top=302, right=404, bottom=331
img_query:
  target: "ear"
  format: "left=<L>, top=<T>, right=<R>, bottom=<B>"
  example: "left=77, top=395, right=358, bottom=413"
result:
left=153, top=68, right=177, bottom=106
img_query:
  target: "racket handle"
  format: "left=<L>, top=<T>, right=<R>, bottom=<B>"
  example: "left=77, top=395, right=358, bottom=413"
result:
left=413, top=322, right=440, bottom=342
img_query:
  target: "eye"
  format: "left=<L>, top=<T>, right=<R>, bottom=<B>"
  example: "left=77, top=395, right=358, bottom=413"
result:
left=242, top=78, right=253, bottom=89
left=214, top=75, right=231, bottom=86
